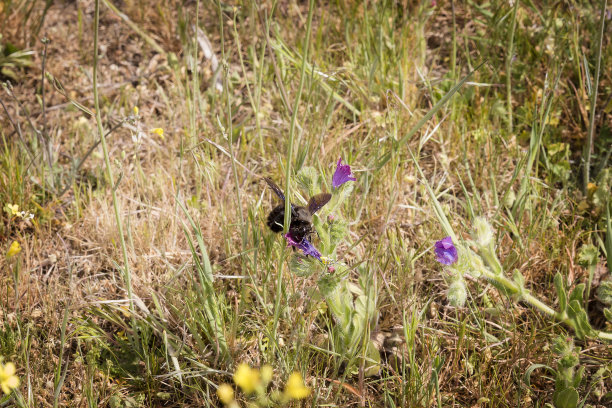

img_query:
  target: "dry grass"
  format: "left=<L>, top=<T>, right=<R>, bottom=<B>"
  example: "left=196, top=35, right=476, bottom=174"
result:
left=1, top=0, right=611, bottom=407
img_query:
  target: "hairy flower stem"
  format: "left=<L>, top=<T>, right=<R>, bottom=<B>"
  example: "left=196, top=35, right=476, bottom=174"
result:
left=476, top=259, right=612, bottom=341
left=93, top=0, right=134, bottom=316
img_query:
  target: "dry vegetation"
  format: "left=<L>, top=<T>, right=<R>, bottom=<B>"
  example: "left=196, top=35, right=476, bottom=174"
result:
left=1, top=0, right=611, bottom=407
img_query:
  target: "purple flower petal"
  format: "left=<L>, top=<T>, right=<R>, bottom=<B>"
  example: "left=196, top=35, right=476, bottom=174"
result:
left=332, top=158, right=356, bottom=189
left=284, top=233, right=322, bottom=260
left=434, top=236, right=458, bottom=265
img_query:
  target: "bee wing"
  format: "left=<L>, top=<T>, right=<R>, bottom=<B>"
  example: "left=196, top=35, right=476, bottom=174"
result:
left=308, top=193, right=331, bottom=214
left=263, top=177, right=285, bottom=201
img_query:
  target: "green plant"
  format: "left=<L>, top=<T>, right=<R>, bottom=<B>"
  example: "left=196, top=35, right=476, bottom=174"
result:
left=0, top=36, right=33, bottom=81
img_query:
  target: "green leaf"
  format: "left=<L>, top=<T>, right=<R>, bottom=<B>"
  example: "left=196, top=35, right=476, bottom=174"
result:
left=318, top=274, right=342, bottom=299
left=553, top=387, right=579, bottom=408
left=290, top=257, right=316, bottom=277
left=329, top=218, right=348, bottom=249
left=578, top=244, right=599, bottom=267
left=523, top=363, right=555, bottom=387
left=596, top=281, right=612, bottom=305
left=513, top=269, right=526, bottom=291
left=567, top=300, right=593, bottom=339
left=296, top=166, right=320, bottom=197
left=0, top=66, right=17, bottom=80
left=572, top=366, right=584, bottom=389
left=603, top=307, right=612, bottom=323
left=569, top=284, right=585, bottom=304
left=364, top=340, right=382, bottom=377
left=554, top=273, right=567, bottom=313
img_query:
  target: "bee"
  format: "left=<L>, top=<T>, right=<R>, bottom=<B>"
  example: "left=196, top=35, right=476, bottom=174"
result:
left=263, top=177, right=331, bottom=243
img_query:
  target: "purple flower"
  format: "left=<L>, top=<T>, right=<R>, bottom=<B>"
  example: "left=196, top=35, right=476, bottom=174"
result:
left=434, top=236, right=458, bottom=265
left=284, top=233, right=322, bottom=260
left=332, top=158, right=356, bottom=189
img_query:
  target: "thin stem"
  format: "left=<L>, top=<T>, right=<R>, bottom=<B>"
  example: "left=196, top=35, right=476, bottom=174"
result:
left=273, top=0, right=315, bottom=340
left=234, top=11, right=265, bottom=154
left=101, top=0, right=165, bottom=55
left=582, top=0, right=607, bottom=193
left=450, top=0, right=457, bottom=122
left=283, top=0, right=315, bottom=231
left=218, top=2, right=247, bottom=251
left=41, top=38, right=54, bottom=177
left=58, top=120, right=125, bottom=197
left=93, top=0, right=133, bottom=314
left=506, top=0, right=519, bottom=135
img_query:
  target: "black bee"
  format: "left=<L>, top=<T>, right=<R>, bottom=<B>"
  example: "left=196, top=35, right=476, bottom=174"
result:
left=264, top=177, right=331, bottom=242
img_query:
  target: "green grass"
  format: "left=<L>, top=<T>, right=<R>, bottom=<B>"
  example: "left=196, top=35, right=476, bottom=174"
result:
left=0, top=0, right=611, bottom=406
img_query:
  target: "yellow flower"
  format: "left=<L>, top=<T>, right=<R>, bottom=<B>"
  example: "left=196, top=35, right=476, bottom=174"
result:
left=261, top=365, right=273, bottom=385
left=587, top=182, right=597, bottom=195
left=133, top=106, right=139, bottom=116
left=233, top=363, right=260, bottom=394
left=284, top=372, right=310, bottom=400
left=6, top=204, right=19, bottom=216
left=0, top=362, right=20, bottom=394
left=6, top=241, right=21, bottom=258
left=217, top=383, right=234, bottom=404
left=150, top=128, right=164, bottom=139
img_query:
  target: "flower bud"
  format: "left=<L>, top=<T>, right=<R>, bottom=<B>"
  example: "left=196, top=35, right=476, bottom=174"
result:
left=503, top=189, right=516, bottom=208
left=447, top=279, right=467, bottom=307
left=473, top=217, right=494, bottom=248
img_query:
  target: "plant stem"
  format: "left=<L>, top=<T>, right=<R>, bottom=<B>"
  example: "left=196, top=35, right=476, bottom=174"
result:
left=477, top=265, right=612, bottom=341
left=582, top=0, right=607, bottom=193
left=283, top=0, right=315, bottom=232
left=218, top=2, right=247, bottom=252
left=93, top=0, right=134, bottom=314
left=102, top=0, right=165, bottom=55
left=506, top=0, right=519, bottom=135
left=273, top=0, right=315, bottom=341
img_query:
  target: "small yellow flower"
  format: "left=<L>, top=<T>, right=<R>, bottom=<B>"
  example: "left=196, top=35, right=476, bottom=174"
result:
left=284, top=372, right=310, bottom=400
left=217, top=383, right=234, bottom=404
left=150, top=128, right=164, bottom=139
left=6, top=204, right=19, bottom=216
left=6, top=241, right=21, bottom=258
left=0, top=362, right=20, bottom=394
left=133, top=106, right=139, bottom=116
left=587, top=182, right=597, bottom=195
left=261, top=365, right=273, bottom=385
left=233, top=363, right=260, bottom=394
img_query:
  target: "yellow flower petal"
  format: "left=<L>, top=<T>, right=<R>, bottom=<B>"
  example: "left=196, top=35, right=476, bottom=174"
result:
left=7, top=204, right=19, bottom=215
left=261, top=365, right=273, bottom=385
left=233, top=363, right=260, bottom=394
left=133, top=106, right=139, bottom=115
left=3, top=363, right=15, bottom=377
left=7, top=241, right=21, bottom=258
left=5, top=375, right=19, bottom=389
left=0, top=362, right=19, bottom=394
left=150, top=128, right=164, bottom=139
left=587, top=182, right=597, bottom=195
left=284, top=372, right=310, bottom=400
left=217, top=383, right=234, bottom=404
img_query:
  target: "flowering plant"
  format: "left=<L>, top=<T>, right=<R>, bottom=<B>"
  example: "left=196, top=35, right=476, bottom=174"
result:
left=216, top=363, right=310, bottom=407
left=281, top=159, right=381, bottom=376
